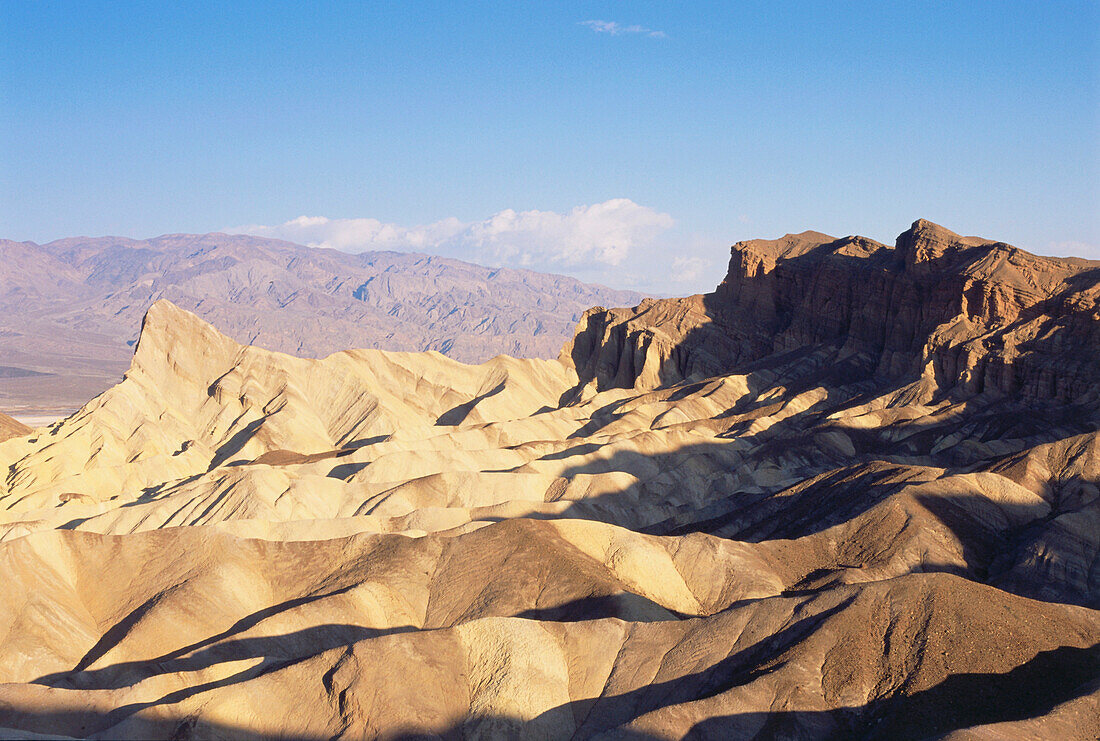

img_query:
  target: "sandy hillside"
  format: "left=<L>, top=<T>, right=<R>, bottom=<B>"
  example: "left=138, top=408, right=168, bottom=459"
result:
left=0, top=413, right=31, bottom=443
left=0, top=220, right=1096, bottom=740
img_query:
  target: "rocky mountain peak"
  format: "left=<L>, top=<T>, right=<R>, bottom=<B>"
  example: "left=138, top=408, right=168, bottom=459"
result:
left=565, top=221, right=1100, bottom=405
left=896, top=218, right=997, bottom=275
left=131, top=299, right=240, bottom=381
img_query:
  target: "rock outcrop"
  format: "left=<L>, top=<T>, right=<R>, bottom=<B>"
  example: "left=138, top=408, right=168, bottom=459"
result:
left=0, top=221, right=1096, bottom=739
left=565, top=220, right=1100, bottom=405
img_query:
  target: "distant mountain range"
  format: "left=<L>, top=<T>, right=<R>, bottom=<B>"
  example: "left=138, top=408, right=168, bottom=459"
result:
left=0, top=233, right=643, bottom=414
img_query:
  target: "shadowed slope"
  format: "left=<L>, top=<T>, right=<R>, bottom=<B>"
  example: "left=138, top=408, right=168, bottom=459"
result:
left=0, top=221, right=1096, bottom=739
left=0, top=412, right=31, bottom=442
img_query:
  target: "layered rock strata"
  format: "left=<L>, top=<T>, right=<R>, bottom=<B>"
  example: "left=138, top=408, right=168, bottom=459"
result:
left=566, top=220, right=1100, bottom=405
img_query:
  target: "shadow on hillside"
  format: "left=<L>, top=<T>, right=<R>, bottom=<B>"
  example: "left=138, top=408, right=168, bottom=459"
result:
left=469, top=640, right=1098, bottom=741
left=530, top=421, right=1099, bottom=608
left=12, top=453, right=1100, bottom=737
left=7, top=637, right=1097, bottom=740
left=12, top=245, right=1099, bottom=738
left=542, top=264, right=1099, bottom=579
left=503, top=326, right=1100, bottom=608
left=36, top=582, right=415, bottom=692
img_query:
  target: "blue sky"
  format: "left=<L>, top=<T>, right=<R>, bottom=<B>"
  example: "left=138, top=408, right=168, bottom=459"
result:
left=2, top=1, right=1097, bottom=292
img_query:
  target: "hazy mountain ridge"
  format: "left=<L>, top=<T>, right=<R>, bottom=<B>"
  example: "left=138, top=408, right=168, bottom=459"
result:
left=0, top=220, right=1096, bottom=738
left=0, top=233, right=643, bottom=414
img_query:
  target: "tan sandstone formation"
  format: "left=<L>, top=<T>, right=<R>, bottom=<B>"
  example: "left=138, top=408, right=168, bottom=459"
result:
left=0, top=220, right=1096, bottom=739
left=0, top=413, right=31, bottom=443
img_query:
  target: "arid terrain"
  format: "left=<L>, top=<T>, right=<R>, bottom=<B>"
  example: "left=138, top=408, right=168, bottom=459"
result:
left=0, top=220, right=1097, bottom=739
left=0, top=234, right=642, bottom=418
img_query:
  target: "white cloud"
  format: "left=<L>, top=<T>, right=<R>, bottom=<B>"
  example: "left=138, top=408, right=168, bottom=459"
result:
left=580, top=20, right=666, bottom=38
left=1045, top=240, right=1100, bottom=260
left=237, top=215, right=468, bottom=254
left=229, top=199, right=675, bottom=279
left=671, top=256, right=707, bottom=283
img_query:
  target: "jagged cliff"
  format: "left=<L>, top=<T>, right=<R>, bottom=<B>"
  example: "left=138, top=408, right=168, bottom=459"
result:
left=564, top=219, right=1100, bottom=404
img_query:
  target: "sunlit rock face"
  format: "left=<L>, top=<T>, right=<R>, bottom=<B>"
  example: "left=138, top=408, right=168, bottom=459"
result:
left=0, top=221, right=1097, bottom=740
left=567, top=220, right=1100, bottom=403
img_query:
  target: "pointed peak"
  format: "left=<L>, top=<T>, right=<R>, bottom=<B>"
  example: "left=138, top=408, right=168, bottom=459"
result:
left=907, top=219, right=961, bottom=238
left=895, top=219, right=989, bottom=271
left=145, top=298, right=192, bottom=319
left=786, top=229, right=837, bottom=241
left=131, top=300, right=240, bottom=376
left=139, top=299, right=222, bottom=338
left=0, top=412, right=32, bottom=442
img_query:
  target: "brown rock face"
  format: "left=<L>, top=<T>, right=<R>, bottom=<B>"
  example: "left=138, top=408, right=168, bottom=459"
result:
left=565, top=220, right=1100, bottom=404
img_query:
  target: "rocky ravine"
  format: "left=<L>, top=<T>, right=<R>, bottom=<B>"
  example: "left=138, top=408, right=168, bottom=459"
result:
left=0, top=220, right=1097, bottom=739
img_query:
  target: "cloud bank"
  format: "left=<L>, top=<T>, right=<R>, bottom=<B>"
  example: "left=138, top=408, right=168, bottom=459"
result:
left=579, top=20, right=666, bottom=38
left=229, top=199, right=710, bottom=292
left=1047, top=240, right=1100, bottom=260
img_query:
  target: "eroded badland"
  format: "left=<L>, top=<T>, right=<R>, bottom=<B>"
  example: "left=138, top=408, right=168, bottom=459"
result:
left=1, top=220, right=1097, bottom=739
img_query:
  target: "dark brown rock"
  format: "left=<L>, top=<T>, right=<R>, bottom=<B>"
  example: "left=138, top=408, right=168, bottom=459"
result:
left=565, top=220, right=1100, bottom=404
